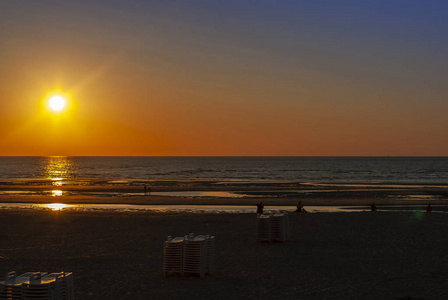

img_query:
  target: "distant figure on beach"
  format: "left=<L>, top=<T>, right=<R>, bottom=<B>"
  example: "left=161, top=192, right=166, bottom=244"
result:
left=371, top=202, right=377, bottom=211
left=256, top=201, right=264, bottom=214
left=296, top=201, right=303, bottom=212
left=426, top=203, right=432, bottom=212
left=144, top=185, right=151, bottom=196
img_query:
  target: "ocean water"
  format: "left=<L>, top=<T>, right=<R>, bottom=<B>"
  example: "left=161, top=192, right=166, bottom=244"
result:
left=0, top=156, right=447, bottom=184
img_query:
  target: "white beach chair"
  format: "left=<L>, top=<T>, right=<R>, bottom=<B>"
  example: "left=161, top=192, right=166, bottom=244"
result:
left=21, top=272, right=58, bottom=300
left=164, top=236, right=185, bottom=276
left=40, top=272, right=74, bottom=300
left=1, top=271, right=73, bottom=300
left=204, top=235, right=215, bottom=275
left=183, top=234, right=207, bottom=278
left=256, top=214, right=271, bottom=242
left=164, top=233, right=215, bottom=277
left=0, top=272, right=48, bottom=300
left=256, top=212, right=290, bottom=242
left=271, top=213, right=287, bottom=242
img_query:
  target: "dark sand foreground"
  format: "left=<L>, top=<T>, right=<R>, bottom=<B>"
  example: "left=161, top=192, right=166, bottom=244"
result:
left=1, top=210, right=448, bottom=299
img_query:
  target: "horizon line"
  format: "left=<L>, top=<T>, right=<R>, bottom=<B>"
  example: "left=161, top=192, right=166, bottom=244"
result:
left=1, top=155, right=448, bottom=158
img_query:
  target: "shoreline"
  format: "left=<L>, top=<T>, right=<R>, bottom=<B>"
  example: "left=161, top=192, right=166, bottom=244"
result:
left=0, top=179, right=447, bottom=206
left=1, top=203, right=446, bottom=215
left=0, top=194, right=446, bottom=206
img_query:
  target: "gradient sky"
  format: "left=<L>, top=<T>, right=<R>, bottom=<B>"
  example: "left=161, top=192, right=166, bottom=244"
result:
left=1, top=1, right=447, bottom=156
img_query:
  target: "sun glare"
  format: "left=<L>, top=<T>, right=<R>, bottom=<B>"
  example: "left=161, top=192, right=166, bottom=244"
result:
left=46, top=203, right=68, bottom=211
left=51, top=190, right=63, bottom=196
left=48, top=95, right=67, bottom=112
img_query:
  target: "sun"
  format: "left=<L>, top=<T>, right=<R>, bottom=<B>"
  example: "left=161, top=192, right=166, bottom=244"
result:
left=48, top=95, right=67, bottom=112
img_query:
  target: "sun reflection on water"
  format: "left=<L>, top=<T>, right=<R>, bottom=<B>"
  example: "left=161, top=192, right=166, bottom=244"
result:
left=46, top=203, right=68, bottom=211
left=52, top=179, right=64, bottom=186
left=51, top=190, right=63, bottom=196
left=41, top=156, right=77, bottom=182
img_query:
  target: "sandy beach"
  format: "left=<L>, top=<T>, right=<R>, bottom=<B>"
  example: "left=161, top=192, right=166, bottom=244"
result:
left=1, top=209, right=448, bottom=299
left=1, top=179, right=448, bottom=206
left=1, top=179, right=447, bottom=299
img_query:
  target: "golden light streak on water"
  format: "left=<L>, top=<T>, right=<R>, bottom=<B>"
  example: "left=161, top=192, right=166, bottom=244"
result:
left=46, top=203, right=68, bottom=211
left=52, top=179, right=63, bottom=186
left=43, top=156, right=76, bottom=180
left=51, top=190, right=63, bottom=196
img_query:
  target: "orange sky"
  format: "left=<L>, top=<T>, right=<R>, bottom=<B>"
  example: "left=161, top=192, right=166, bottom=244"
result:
left=1, top=1, right=447, bottom=156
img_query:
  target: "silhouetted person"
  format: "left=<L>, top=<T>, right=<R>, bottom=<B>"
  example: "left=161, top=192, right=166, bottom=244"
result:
left=296, top=201, right=303, bottom=212
left=144, top=185, right=151, bottom=196
left=256, top=201, right=264, bottom=214
left=371, top=202, right=377, bottom=212
left=426, top=203, right=432, bottom=212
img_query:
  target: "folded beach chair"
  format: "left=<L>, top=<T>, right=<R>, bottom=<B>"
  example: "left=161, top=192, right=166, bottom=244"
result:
left=164, top=236, right=185, bottom=276
left=183, top=234, right=207, bottom=278
left=256, top=214, right=271, bottom=242
left=256, top=212, right=290, bottom=242
left=271, top=213, right=287, bottom=242
left=0, top=271, right=74, bottom=300
left=0, top=272, right=47, bottom=300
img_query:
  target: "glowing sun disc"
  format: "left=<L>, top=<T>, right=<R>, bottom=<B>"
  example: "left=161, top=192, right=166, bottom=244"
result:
left=48, top=95, right=66, bottom=111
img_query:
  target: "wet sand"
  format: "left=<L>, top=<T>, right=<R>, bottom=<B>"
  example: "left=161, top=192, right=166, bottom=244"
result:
left=1, top=209, right=447, bottom=299
left=1, top=179, right=448, bottom=206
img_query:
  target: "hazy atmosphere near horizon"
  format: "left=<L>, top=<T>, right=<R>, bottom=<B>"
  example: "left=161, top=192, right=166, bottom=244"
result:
left=1, top=1, right=447, bottom=156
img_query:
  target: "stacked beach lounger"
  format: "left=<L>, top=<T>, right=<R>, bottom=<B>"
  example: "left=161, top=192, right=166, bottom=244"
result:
left=164, top=234, right=215, bottom=277
left=183, top=235, right=207, bottom=277
left=255, top=214, right=271, bottom=242
left=256, top=212, right=290, bottom=242
left=204, top=235, right=215, bottom=275
left=0, top=271, right=74, bottom=300
left=0, top=272, right=46, bottom=300
left=163, top=236, right=185, bottom=276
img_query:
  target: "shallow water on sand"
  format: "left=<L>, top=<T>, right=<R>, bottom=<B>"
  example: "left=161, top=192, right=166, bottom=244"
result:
left=0, top=187, right=447, bottom=201
left=0, top=203, right=359, bottom=213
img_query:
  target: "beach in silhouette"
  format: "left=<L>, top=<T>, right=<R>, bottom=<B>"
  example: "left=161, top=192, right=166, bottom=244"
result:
left=1, top=209, right=446, bottom=299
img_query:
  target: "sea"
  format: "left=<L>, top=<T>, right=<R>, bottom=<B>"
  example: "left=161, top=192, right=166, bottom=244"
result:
left=0, top=156, right=447, bottom=184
